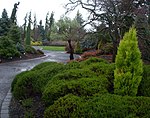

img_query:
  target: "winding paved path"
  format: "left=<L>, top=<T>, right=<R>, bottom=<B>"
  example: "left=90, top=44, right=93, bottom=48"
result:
left=0, top=51, right=79, bottom=117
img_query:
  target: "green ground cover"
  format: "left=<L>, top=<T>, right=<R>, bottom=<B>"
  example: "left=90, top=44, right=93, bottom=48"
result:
left=40, top=46, right=65, bottom=51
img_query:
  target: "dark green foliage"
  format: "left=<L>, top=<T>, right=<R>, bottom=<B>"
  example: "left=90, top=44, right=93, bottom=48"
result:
left=51, top=68, right=96, bottom=80
left=16, top=42, right=25, bottom=54
left=10, top=2, right=20, bottom=24
left=8, top=24, right=21, bottom=44
left=114, top=27, right=143, bottom=96
left=43, top=77, right=109, bottom=105
left=138, top=65, right=150, bottom=97
left=12, top=62, right=65, bottom=99
left=44, top=93, right=150, bottom=118
left=44, top=94, right=82, bottom=118
left=11, top=71, right=28, bottom=92
left=25, top=46, right=37, bottom=54
left=89, top=63, right=115, bottom=92
left=0, top=36, right=20, bottom=58
left=0, top=9, right=10, bottom=36
left=82, top=57, right=108, bottom=65
left=26, top=12, right=32, bottom=45
left=12, top=71, right=39, bottom=99
left=100, top=43, right=113, bottom=54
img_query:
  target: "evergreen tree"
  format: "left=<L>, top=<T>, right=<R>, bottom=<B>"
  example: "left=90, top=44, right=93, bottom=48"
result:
left=10, top=2, right=20, bottom=24
left=114, top=27, right=143, bottom=96
left=26, top=12, right=32, bottom=45
left=8, top=24, right=21, bottom=44
left=0, top=9, right=10, bottom=36
left=45, top=12, right=49, bottom=40
left=48, top=11, right=54, bottom=41
left=38, top=20, right=45, bottom=41
left=33, top=14, right=38, bottom=41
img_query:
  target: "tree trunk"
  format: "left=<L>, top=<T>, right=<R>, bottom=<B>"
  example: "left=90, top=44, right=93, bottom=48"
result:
left=68, top=40, right=74, bottom=60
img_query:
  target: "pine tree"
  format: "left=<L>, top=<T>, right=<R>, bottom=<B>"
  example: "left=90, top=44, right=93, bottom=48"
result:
left=0, top=9, right=10, bottom=36
left=114, top=27, right=143, bottom=96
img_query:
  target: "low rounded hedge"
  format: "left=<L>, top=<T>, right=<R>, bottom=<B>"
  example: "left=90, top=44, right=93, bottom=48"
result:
left=11, top=57, right=150, bottom=117
left=44, top=93, right=150, bottom=118
left=11, top=62, right=65, bottom=99
left=42, top=77, right=109, bottom=105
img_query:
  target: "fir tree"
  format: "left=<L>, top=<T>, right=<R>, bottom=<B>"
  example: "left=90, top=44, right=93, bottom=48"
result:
left=0, top=9, right=10, bottom=36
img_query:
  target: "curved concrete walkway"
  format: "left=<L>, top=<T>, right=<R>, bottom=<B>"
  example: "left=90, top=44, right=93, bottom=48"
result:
left=0, top=51, right=79, bottom=118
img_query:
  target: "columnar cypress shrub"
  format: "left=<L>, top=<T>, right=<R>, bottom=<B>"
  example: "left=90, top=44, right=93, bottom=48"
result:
left=114, top=27, right=143, bottom=96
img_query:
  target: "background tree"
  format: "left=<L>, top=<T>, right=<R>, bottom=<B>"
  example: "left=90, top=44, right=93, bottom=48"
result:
left=38, top=20, right=45, bottom=41
left=114, top=27, right=143, bottom=96
left=65, top=0, right=135, bottom=62
left=33, top=14, right=38, bottom=41
left=26, top=12, right=32, bottom=45
left=134, top=3, right=150, bottom=61
left=10, top=2, right=20, bottom=24
left=48, top=11, right=54, bottom=41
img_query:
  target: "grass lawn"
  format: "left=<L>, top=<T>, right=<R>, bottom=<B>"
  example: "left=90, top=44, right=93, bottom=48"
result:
left=40, top=46, right=65, bottom=51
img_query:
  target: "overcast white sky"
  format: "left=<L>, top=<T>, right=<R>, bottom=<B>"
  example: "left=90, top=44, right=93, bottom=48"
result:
left=0, top=0, right=87, bottom=26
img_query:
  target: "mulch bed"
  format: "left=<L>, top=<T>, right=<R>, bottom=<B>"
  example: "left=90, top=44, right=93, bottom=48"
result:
left=0, top=53, right=45, bottom=64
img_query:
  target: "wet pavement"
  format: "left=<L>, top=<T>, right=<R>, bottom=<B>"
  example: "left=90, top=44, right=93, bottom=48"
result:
left=0, top=50, right=79, bottom=117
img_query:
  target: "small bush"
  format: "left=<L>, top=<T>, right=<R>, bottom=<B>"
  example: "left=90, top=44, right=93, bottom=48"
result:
left=44, top=94, right=82, bottom=118
left=100, top=43, right=113, bottom=55
left=74, top=41, right=82, bottom=54
left=138, top=65, right=150, bottom=97
left=25, top=46, right=37, bottom=54
left=31, top=41, right=43, bottom=46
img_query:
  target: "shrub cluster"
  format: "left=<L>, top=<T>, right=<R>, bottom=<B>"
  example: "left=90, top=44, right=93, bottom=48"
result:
left=45, top=93, right=150, bottom=118
left=11, top=55, right=149, bottom=117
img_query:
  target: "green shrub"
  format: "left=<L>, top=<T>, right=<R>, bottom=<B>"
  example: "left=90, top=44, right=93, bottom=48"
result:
left=114, top=27, right=143, bottom=96
left=44, top=93, right=150, bottom=118
left=44, top=94, right=82, bottom=118
left=138, top=65, right=150, bottom=97
left=0, top=36, right=20, bottom=58
left=12, top=62, right=65, bottom=100
left=74, top=41, right=82, bottom=54
left=31, top=41, right=43, bottom=46
left=100, top=43, right=113, bottom=54
left=12, top=71, right=40, bottom=99
left=25, top=45, right=37, bottom=54
left=42, top=77, right=109, bottom=105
